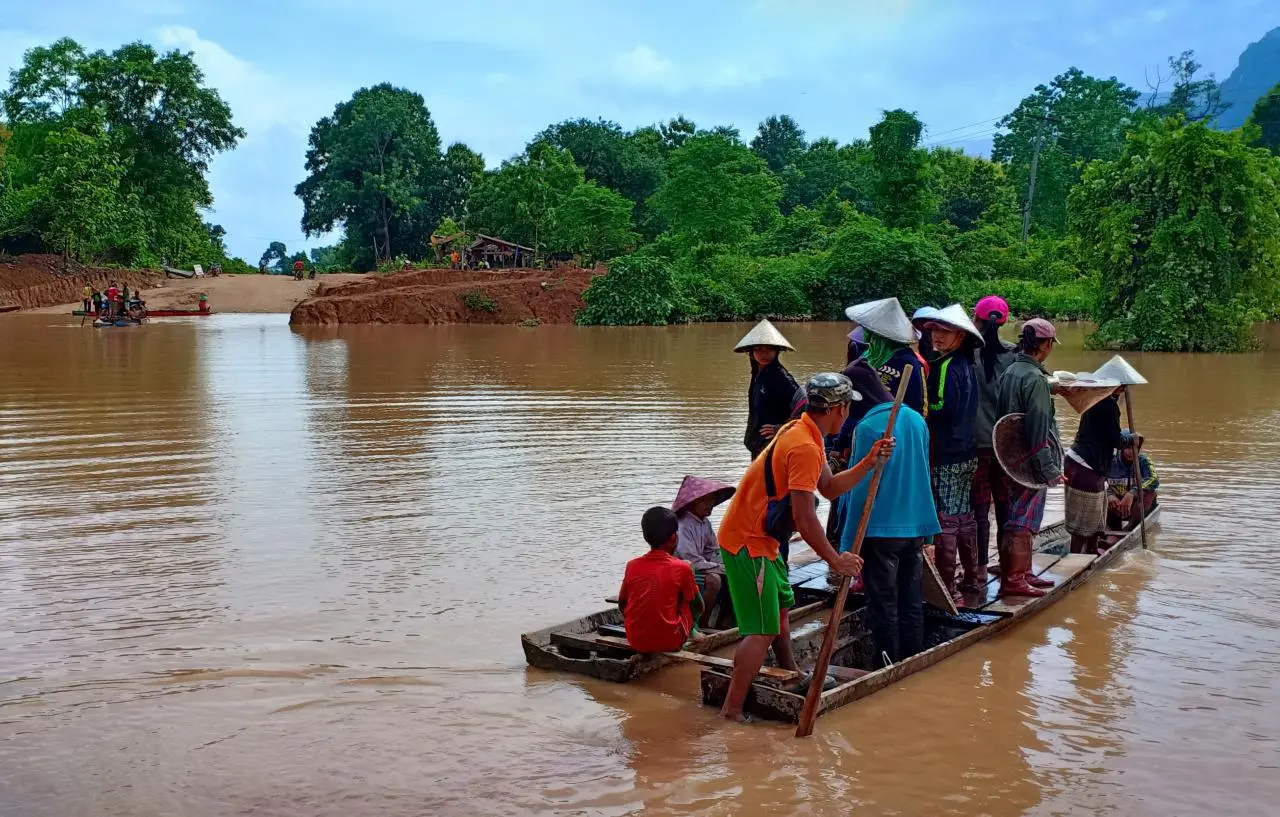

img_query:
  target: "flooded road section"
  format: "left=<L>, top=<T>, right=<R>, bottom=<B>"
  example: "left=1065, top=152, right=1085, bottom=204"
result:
left=1, top=315, right=1278, bottom=816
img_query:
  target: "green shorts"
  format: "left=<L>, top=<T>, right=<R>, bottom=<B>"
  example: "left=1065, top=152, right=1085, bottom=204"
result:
left=720, top=546, right=794, bottom=636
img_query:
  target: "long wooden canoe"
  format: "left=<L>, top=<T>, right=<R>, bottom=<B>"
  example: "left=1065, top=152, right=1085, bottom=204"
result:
left=698, top=507, right=1160, bottom=722
left=521, top=522, right=1069, bottom=684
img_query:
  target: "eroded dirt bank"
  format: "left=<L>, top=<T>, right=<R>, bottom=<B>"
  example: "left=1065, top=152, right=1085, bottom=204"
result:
left=0, top=255, right=162, bottom=311
left=288, top=267, right=596, bottom=326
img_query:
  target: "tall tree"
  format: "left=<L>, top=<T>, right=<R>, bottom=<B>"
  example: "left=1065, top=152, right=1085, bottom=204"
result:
left=1247, top=82, right=1280, bottom=155
left=648, top=133, right=781, bottom=246
left=1071, top=119, right=1280, bottom=352
left=37, top=119, right=125, bottom=259
left=928, top=148, right=1016, bottom=232
left=259, top=241, right=289, bottom=273
left=435, top=142, right=484, bottom=221
left=994, top=68, right=1140, bottom=237
left=296, top=83, right=444, bottom=267
left=467, top=141, right=584, bottom=250
left=547, top=181, right=638, bottom=262
left=751, top=114, right=807, bottom=173
left=659, top=116, right=697, bottom=152
left=1146, top=50, right=1230, bottom=123
left=869, top=109, right=932, bottom=229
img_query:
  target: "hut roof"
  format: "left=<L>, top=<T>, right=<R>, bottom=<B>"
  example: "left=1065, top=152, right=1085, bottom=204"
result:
left=469, top=233, right=535, bottom=253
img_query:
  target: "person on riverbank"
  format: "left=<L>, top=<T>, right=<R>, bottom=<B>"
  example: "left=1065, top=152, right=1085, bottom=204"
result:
left=845, top=297, right=928, bottom=418
left=90, top=288, right=101, bottom=316
left=82, top=285, right=93, bottom=315
left=736, top=320, right=801, bottom=460
left=837, top=374, right=938, bottom=668
left=672, top=476, right=736, bottom=629
left=618, top=507, right=701, bottom=654
left=996, top=318, right=1062, bottom=598
left=1065, top=389, right=1124, bottom=554
left=924, top=305, right=984, bottom=601
left=970, top=296, right=1017, bottom=580
left=106, top=282, right=120, bottom=318
left=1107, top=431, right=1159, bottom=534
left=717, top=373, right=894, bottom=722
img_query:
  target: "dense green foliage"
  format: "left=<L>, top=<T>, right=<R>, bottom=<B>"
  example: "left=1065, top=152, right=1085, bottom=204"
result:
left=576, top=253, right=676, bottom=326
left=0, top=37, right=244, bottom=266
left=1247, top=82, right=1280, bottom=154
left=1071, top=119, right=1280, bottom=351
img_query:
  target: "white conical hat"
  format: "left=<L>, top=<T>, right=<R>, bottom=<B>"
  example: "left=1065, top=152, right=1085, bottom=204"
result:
left=1049, top=371, right=1122, bottom=413
left=1092, top=355, right=1147, bottom=386
left=926, top=303, right=985, bottom=347
left=734, top=319, right=795, bottom=352
left=911, top=306, right=941, bottom=325
left=844, top=297, right=915, bottom=344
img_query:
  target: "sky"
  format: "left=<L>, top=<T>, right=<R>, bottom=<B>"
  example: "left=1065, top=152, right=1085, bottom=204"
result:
left=3, top=0, right=1279, bottom=262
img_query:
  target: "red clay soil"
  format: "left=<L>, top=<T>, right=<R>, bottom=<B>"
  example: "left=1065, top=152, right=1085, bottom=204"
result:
left=288, top=266, right=599, bottom=326
left=0, top=254, right=162, bottom=311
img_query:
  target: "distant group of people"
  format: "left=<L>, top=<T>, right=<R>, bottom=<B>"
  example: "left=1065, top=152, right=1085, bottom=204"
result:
left=614, top=294, right=1160, bottom=723
left=84, top=282, right=144, bottom=320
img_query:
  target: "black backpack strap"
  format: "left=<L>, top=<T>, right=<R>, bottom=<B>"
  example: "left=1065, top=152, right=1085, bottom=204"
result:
left=761, top=420, right=798, bottom=500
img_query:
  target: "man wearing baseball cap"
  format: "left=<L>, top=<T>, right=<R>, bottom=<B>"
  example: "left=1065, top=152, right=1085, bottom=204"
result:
left=716, top=373, right=894, bottom=722
left=995, top=317, right=1062, bottom=598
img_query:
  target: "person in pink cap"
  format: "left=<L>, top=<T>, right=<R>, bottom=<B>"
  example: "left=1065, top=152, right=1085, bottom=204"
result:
left=672, top=475, right=736, bottom=629
left=970, top=295, right=1019, bottom=583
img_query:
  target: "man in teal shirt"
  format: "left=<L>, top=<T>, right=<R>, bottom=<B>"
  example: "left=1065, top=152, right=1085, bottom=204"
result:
left=838, top=395, right=939, bottom=668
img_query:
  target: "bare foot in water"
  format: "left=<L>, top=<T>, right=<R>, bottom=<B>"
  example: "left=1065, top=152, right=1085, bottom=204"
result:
left=719, top=711, right=752, bottom=724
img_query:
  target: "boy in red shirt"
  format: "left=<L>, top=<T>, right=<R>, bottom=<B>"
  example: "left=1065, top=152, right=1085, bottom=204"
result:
left=618, top=507, right=701, bottom=653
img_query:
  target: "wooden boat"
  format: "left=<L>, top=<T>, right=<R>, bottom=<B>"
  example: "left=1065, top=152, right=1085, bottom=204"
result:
left=93, top=317, right=143, bottom=328
left=699, top=507, right=1160, bottom=722
left=74, top=307, right=211, bottom=317
left=521, top=522, right=1071, bottom=685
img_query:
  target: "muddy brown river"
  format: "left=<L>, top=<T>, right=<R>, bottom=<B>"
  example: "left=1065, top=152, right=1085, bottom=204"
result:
left=1, top=315, right=1278, bottom=816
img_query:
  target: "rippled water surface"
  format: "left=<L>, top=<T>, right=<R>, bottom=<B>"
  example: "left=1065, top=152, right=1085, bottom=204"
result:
left=2, top=315, right=1279, bottom=816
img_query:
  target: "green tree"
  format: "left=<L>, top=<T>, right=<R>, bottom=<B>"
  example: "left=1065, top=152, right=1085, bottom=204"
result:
left=811, top=217, right=952, bottom=318
left=1071, top=119, right=1280, bottom=352
left=547, top=182, right=638, bottom=261
left=1247, top=82, right=1280, bottom=155
left=993, top=68, right=1140, bottom=237
left=647, top=133, right=781, bottom=245
left=750, top=114, right=806, bottom=173
left=869, top=109, right=932, bottom=229
left=928, top=148, right=1016, bottom=232
left=577, top=253, right=677, bottom=325
left=1146, top=50, right=1230, bottom=123
left=37, top=120, right=125, bottom=259
left=659, top=116, right=697, bottom=152
left=435, top=142, right=484, bottom=221
left=259, top=241, right=289, bottom=273
left=467, top=141, right=584, bottom=251
left=296, top=83, right=444, bottom=268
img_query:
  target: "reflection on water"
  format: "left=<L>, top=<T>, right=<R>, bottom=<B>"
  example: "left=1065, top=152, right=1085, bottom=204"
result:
left=1, top=315, right=1279, bottom=816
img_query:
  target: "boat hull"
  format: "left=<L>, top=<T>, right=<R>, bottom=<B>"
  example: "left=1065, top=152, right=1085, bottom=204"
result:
left=75, top=309, right=210, bottom=317
left=699, top=507, right=1160, bottom=722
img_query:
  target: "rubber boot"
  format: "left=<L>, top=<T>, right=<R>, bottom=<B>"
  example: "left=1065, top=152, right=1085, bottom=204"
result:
left=934, top=526, right=961, bottom=603
left=999, top=529, right=1047, bottom=598
left=957, top=513, right=982, bottom=594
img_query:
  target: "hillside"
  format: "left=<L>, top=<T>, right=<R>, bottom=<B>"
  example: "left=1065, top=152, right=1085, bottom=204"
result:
left=1217, top=27, right=1280, bottom=129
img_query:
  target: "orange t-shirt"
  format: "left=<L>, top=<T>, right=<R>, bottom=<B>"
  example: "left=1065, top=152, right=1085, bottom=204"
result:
left=718, top=413, right=825, bottom=560
left=618, top=550, right=697, bottom=653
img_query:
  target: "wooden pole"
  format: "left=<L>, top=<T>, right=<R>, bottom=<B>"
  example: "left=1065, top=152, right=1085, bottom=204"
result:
left=1123, top=386, right=1148, bottom=549
left=796, top=364, right=914, bottom=738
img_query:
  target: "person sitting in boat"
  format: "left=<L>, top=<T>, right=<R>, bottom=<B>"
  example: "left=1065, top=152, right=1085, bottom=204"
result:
left=672, top=476, right=736, bottom=630
left=617, top=507, right=702, bottom=654
left=1065, top=388, right=1124, bottom=555
left=836, top=370, right=938, bottom=669
left=1107, top=431, right=1158, bottom=534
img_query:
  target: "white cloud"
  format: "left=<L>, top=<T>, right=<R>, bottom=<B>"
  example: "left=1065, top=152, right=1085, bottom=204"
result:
left=613, top=45, right=676, bottom=86
left=611, top=43, right=780, bottom=93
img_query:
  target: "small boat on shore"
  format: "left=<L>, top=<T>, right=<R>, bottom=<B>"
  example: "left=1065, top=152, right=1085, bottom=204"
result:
left=521, top=520, right=1076, bottom=686
left=699, top=508, right=1159, bottom=722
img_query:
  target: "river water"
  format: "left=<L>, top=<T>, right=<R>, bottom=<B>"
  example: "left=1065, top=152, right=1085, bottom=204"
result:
left=1, top=315, right=1278, bottom=816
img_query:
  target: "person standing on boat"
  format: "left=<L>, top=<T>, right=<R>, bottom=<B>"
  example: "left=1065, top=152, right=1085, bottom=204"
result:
left=717, top=373, right=894, bottom=722
left=923, top=305, right=984, bottom=601
left=736, top=320, right=801, bottom=460
left=837, top=375, right=938, bottom=668
left=912, top=306, right=942, bottom=366
left=672, top=476, right=736, bottom=630
left=1064, top=389, right=1124, bottom=554
left=995, top=318, right=1062, bottom=598
left=970, top=296, right=1017, bottom=581
left=845, top=298, right=928, bottom=418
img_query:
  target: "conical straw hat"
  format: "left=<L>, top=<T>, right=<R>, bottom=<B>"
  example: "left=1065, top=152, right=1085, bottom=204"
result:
left=926, top=303, right=985, bottom=347
left=734, top=319, right=794, bottom=352
left=1092, top=355, right=1147, bottom=386
left=911, top=306, right=941, bottom=326
left=844, top=297, right=915, bottom=344
left=993, top=413, right=1063, bottom=489
left=1050, top=370, right=1121, bottom=413
left=671, top=475, right=736, bottom=514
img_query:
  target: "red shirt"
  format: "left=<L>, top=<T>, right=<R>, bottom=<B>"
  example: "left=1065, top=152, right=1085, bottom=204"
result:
left=618, top=550, right=697, bottom=653
left=107, top=287, right=119, bottom=302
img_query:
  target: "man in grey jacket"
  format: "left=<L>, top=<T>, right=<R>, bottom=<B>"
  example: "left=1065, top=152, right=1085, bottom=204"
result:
left=996, top=318, right=1062, bottom=598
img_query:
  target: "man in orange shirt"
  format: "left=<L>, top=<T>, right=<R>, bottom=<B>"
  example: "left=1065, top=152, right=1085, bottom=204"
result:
left=717, top=372, right=895, bottom=722
left=618, top=507, right=700, bottom=653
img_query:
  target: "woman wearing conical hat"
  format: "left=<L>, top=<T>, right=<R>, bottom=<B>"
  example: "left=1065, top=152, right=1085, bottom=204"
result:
left=921, top=304, right=985, bottom=602
left=734, top=320, right=800, bottom=459
left=844, top=298, right=927, bottom=417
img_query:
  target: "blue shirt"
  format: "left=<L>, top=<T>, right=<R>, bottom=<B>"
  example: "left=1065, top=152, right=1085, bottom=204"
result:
left=838, top=403, right=940, bottom=545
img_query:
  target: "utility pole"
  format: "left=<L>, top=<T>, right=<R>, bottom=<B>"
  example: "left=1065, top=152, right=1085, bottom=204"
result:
left=1020, top=116, right=1047, bottom=249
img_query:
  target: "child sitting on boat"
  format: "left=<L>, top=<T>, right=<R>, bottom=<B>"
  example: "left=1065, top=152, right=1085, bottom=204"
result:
left=1107, top=430, right=1158, bottom=534
left=618, top=507, right=702, bottom=654
left=672, top=476, right=736, bottom=630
